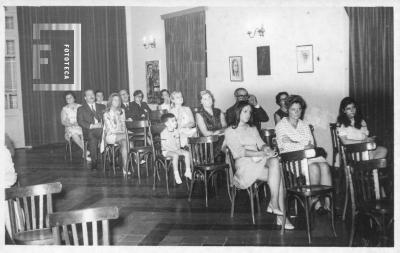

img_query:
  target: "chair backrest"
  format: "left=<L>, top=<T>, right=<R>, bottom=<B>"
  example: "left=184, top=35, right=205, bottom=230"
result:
left=279, top=148, right=317, bottom=189
left=261, top=129, right=277, bottom=149
left=309, top=124, right=317, bottom=147
left=351, top=159, right=388, bottom=206
left=150, top=123, right=166, bottom=155
left=126, top=120, right=153, bottom=146
left=329, top=123, right=340, bottom=151
left=49, top=206, right=119, bottom=245
left=188, top=135, right=220, bottom=167
left=149, top=110, right=167, bottom=123
left=341, top=141, right=376, bottom=165
left=5, top=182, right=62, bottom=237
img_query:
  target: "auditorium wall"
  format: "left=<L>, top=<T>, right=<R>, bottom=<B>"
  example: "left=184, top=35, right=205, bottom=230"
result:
left=127, top=6, right=349, bottom=163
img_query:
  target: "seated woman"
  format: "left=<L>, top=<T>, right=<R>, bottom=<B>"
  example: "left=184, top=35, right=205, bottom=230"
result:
left=103, top=93, right=129, bottom=175
left=61, top=91, right=87, bottom=160
left=225, top=101, right=293, bottom=229
left=274, top=91, right=289, bottom=125
left=170, top=91, right=197, bottom=147
left=196, top=90, right=227, bottom=136
left=131, top=90, right=152, bottom=120
left=157, top=89, right=171, bottom=112
left=337, top=97, right=387, bottom=159
left=275, top=95, right=332, bottom=214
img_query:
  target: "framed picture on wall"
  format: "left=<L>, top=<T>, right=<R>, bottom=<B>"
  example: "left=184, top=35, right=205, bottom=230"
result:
left=257, top=46, right=271, bottom=75
left=229, top=56, right=243, bottom=82
left=145, top=60, right=160, bottom=104
left=296, top=45, right=314, bottom=73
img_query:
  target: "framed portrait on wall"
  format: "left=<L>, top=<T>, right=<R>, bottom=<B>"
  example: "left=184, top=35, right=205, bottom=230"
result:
left=145, top=60, right=160, bottom=104
left=229, top=56, right=243, bottom=82
left=296, top=45, right=314, bottom=73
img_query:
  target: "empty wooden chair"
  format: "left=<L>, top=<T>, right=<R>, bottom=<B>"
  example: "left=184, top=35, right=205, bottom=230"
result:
left=49, top=206, right=119, bottom=245
left=5, top=182, right=62, bottom=245
left=280, top=148, right=336, bottom=244
left=126, top=120, right=155, bottom=184
left=187, top=136, right=230, bottom=207
left=348, top=159, right=393, bottom=246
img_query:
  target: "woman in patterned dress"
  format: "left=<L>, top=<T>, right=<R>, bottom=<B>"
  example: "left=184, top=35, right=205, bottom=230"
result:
left=61, top=91, right=86, bottom=158
left=275, top=95, right=332, bottom=213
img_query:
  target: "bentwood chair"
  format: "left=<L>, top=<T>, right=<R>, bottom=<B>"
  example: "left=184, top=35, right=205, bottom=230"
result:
left=151, top=123, right=187, bottom=195
left=226, top=147, right=269, bottom=224
left=340, top=140, right=376, bottom=221
left=261, top=129, right=277, bottom=150
left=187, top=136, right=230, bottom=207
left=5, top=182, right=62, bottom=245
left=65, top=138, right=86, bottom=162
left=126, top=120, right=155, bottom=184
left=309, top=124, right=317, bottom=147
left=329, top=123, right=345, bottom=210
left=279, top=148, right=336, bottom=244
left=49, top=206, right=119, bottom=245
left=347, top=158, right=393, bottom=246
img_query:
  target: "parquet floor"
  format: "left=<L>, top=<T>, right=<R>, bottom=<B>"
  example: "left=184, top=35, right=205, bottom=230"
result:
left=11, top=144, right=350, bottom=246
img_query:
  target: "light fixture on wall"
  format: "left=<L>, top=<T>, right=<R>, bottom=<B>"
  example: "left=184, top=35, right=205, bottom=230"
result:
left=143, top=36, right=156, bottom=49
left=247, top=25, right=265, bottom=38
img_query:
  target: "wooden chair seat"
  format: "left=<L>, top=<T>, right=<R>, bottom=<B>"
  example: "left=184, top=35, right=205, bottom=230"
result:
left=13, top=228, right=53, bottom=245
left=130, top=146, right=153, bottom=153
left=288, top=185, right=334, bottom=197
left=193, top=163, right=229, bottom=171
left=360, top=199, right=393, bottom=214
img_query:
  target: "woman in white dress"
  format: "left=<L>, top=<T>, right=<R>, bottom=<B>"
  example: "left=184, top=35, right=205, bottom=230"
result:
left=170, top=91, right=197, bottom=147
left=61, top=92, right=86, bottom=158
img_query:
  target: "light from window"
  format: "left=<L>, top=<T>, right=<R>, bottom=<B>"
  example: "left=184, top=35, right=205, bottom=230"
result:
left=5, top=16, right=14, bottom=29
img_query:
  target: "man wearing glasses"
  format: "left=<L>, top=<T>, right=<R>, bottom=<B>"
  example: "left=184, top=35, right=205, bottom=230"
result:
left=225, top=88, right=269, bottom=133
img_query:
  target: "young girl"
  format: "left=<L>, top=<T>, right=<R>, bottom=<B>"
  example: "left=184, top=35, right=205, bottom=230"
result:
left=160, top=113, right=192, bottom=184
left=158, top=89, right=171, bottom=112
left=337, top=97, right=387, bottom=159
left=170, top=91, right=197, bottom=147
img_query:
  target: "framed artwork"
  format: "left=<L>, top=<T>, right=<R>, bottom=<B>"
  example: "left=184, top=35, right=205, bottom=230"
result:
left=145, top=60, right=160, bottom=104
left=229, top=56, right=243, bottom=82
left=257, top=46, right=271, bottom=75
left=296, top=45, right=314, bottom=73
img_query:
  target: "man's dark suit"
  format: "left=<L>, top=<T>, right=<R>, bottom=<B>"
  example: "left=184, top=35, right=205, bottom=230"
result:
left=226, top=103, right=269, bottom=133
left=121, top=102, right=133, bottom=119
left=130, top=101, right=152, bottom=120
left=77, top=102, right=106, bottom=164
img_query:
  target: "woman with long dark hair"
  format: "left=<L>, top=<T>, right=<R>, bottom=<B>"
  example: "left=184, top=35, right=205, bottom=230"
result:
left=225, top=101, right=293, bottom=229
left=337, top=97, right=387, bottom=159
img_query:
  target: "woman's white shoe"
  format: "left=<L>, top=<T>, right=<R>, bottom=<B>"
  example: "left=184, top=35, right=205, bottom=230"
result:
left=276, top=216, right=295, bottom=230
left=266, top=204, right=284, bottom=216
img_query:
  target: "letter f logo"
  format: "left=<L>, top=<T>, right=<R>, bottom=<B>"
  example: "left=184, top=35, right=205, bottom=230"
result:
left=32, top=24, right=51, bottom=79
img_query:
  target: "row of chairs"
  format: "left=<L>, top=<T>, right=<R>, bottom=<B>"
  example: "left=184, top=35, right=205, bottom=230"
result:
left=5, top=182, right=119, bottom=245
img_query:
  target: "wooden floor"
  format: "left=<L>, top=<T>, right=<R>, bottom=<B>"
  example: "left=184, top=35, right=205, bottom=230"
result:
left=11, top=144, right=351, bottom=246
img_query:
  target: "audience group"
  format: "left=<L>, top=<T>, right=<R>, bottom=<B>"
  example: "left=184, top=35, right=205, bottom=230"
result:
left=60, top=86, right=387, bottom=230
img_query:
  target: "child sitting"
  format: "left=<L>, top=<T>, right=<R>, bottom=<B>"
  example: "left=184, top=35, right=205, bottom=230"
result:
left=160, top=113, right=192, bottom=184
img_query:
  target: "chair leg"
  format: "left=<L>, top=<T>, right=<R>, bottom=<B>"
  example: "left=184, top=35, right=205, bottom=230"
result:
left=330, top=193, right=337, bottom=237
left=64, top=142, right=68, bottom=160
left=249, top=187, right=255, bottom=224
left=204, top=171, right=208, bottom=207
left=165, top=162, right=170, bottom=195
left=342, top=166, right=350, bottom=221
left=281, top=192, right=287, bottom=235
left=136, top=153, right=141, bottom=184
left=153, top=160, right=158, bottom=190
left=112, top=147, right=116, bottom=175
left=68, top=140, right=72, bottom=161
left=230, top=188, right=236, bottom=218
left=226, top=169, right=232, bottom=202
left=255, top=185, right=261, bottom=213
left=304, top=197, right=312, bottom=244
left=188, top=171, right=196, bottom=202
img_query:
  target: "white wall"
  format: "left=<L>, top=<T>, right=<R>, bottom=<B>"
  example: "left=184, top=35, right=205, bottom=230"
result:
left=126, top=6, right=187, bottom=109
left=206, top=7, right=349, bottom=163
left=126, top=6, right=349, bottom=163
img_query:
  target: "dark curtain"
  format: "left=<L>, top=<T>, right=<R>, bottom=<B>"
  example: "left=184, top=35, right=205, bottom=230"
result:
left=17, top=7, right=129, bottom=146
left=164, top=11, right=206, bottom=108
left=345, top=7, right=393, bottom=162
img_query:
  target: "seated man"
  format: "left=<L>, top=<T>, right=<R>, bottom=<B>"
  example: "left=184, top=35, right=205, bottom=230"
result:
left=77, top=89, right=106, bottom=170
left=226, top=88, right=269, bottom=133
left=119, top=89, right=133, bottom=120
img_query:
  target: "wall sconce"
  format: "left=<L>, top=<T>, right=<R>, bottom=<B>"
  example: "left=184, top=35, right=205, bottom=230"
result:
left=247, top=25, right=265, bottom=38
left=143, top=36, right=156, bottom=49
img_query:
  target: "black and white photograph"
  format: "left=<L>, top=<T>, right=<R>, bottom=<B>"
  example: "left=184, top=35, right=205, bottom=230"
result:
left=1, top=0, right=397, bottom=251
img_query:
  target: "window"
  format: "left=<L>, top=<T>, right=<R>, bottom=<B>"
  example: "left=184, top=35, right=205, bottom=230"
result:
left=5, top=16, right=14, bottom=29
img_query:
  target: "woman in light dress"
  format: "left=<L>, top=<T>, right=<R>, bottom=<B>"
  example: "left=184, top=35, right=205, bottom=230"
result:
left=103, top=93, right=129, bottom=175
left=170, top=91, right=197, bottom=147
left=61, top=91, right=87, bottom=159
